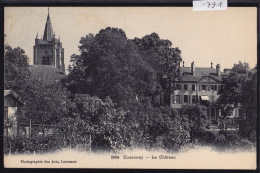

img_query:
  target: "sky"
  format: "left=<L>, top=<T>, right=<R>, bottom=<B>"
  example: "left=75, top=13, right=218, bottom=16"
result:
left=4, top=7, right=257, bottom=73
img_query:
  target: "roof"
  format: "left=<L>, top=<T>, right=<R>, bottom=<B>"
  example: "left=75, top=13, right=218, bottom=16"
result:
left=177, top=67, right=226, bottom=82
left=43, top=10, right=54, bottom=42
left=29, top=65, right=66, bottom=83
left=4, top=90, right=23, bottom=105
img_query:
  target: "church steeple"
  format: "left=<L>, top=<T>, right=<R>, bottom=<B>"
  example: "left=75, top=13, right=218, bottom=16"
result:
left=34, top=8, right=65, bottom=74
left=43, top=8, right=54, bottom=41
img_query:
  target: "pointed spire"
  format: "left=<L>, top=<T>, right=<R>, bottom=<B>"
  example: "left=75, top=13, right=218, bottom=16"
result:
left=35, top=32, right=38, bottom=39
left=43, top=7, right=54, bottom=41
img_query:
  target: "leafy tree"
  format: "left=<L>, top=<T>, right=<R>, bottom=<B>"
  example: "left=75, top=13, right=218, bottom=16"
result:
left=217, top=62, right=250, bottom=116
left=217, top=62, right=257, bottom=139
left=180, top=104, right=208, bottom=143
left=56, top=94, right=129, bottom=152
left=239, top=66, right=257, bottom=139
left=66, top=28, right=182, bottom=110
left=144, top=106, right=190, bottom=151
left=133, top=33, right=182, bottom=105
left=19, top=80, right=70, bottom=136
left=4, top=45, right=30, bottom=92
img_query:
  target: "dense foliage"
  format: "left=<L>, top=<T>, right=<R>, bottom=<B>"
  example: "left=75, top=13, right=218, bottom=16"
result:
left=18, top=80, right=70, bottom=131
left=180, top=104, right=208, bottom=142
left=66, top=27, right=182, bottom=109
left=217, top=62, right=257, bottom=139
left=4, top=45, right=30, bottom=92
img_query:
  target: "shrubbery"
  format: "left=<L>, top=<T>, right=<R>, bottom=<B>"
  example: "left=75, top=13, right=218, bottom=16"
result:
left=4, top=135, right=63, bottom=155
left=213, top=131, right=254, bottom=151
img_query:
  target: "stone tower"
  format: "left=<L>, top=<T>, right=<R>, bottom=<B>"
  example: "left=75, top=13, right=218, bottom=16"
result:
left=33, top=8, right=65, bottom=74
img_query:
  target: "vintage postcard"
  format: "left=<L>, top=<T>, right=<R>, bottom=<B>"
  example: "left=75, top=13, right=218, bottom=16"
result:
left=4, top=6, right=257, bottom=169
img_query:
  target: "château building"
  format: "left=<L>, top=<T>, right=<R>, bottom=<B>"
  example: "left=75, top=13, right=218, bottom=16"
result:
left=171, top=62, right=239, bottom=123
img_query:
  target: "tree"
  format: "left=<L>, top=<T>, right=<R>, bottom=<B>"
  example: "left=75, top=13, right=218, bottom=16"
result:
left=19, top=80, right=70, bottom=136
left=133, top=33, right=182, bottom=106
left=239, top=65, right=257, bottom=139
left=4, top=45, right=30, bottom=92
left=66, top=28, right=182, bottom=110
left=217, top=62, right=250, bottom=110
left=180, top=104, right=208, bottom=143
left=56, top=94, right=129, bottom=152
left=217, top=62, right=257, bottom=139
left=66, top=27, right=159, bottom=110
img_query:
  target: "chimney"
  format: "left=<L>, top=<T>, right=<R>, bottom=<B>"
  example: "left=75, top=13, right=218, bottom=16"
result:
left=211, top=62, right=213, bottom=68
left=183, top=61, right=185, bottom=67
left=224, top=68, right=231, bottom=75
left=216, top=64, right=220, bottom=76
left=191, top=61, right=195, bottom=76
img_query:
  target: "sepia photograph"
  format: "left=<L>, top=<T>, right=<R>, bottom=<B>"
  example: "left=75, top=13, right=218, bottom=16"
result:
left=4, top=6, right=257, bottom=169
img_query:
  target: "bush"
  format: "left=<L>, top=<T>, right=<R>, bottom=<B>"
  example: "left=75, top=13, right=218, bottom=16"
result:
left=4, top=135, right=63, bottom=155
left=214, top=134, right=226, bottom=145
left=212, top=131, right=254, bottom=151
left=198, top=131, right=217, bottom=144
left=249, top=130, right=256, bottom=143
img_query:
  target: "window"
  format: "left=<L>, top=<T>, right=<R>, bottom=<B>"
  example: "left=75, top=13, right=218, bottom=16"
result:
left=192, top=95, right=196, bottom=103
left=202, top=85, right=206, bottom=90
left=42, top=56, right=50, bottom=65
left=192, top=85, right=195, bottom=91
left=175, top=95, right=180, bottom=104
left=184, top=95, right=188, bottom=103
left=184, top=84, right=188, bottom=90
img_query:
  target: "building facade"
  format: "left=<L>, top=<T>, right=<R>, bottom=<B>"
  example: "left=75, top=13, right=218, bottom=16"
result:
left=4, top=90, right=23, bottom=137
left=33, top=9, right=65, bottom=74
left=171, top=62, right=239, bottom=124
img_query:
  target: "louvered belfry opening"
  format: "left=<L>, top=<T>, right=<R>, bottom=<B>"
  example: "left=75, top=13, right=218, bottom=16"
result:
left=42, top=56, right=51, bottom=65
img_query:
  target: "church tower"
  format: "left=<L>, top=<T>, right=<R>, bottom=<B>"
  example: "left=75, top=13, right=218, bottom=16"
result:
left=33, top=8, right=65, bottom=74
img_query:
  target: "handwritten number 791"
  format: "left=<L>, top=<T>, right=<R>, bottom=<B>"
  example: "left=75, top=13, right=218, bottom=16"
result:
left=203, top=2, right=222, bottom=8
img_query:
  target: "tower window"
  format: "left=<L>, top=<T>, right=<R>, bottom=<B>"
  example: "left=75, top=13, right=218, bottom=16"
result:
left=42, top=56, right=50, bottom=65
